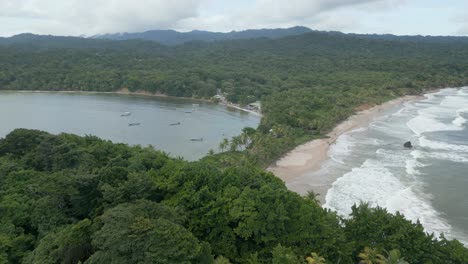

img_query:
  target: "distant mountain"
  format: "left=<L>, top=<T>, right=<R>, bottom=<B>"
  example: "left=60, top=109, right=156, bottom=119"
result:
left=0, top=33, right=97, bottom=47
left=92, top=26, right=313, bottom=45
left=0, top=33, right=169, bottom=53
left=2, top=27, right=467, bottom=51
left=346, top=33, right=468, bottom=44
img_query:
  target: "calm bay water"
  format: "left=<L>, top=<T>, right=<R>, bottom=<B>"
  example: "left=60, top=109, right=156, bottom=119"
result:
left=323, top=87, right=468, bottom=244
left=0, top=92, right=260, bottom=160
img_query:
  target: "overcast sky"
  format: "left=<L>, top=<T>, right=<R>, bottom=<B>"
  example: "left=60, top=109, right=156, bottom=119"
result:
left=0, top=0, right=467, bottom=37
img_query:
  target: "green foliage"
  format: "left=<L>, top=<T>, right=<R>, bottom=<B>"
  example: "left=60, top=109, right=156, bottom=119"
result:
left=214, top=256, right=232, bottom=264
left=344, top=204, right=468, bottom=263
left=87, top=200, right=206, bottom=264
left=385, top=249, right=409, bottom=264
left=0, top=129, right=467, bottom=264
left=24, top=219, right=93, bottom=264
left=306, top=252, right=326, bottom=264
left=271, top=245, right=302, bottom=264
left=358, top=247, right=386, bottom=264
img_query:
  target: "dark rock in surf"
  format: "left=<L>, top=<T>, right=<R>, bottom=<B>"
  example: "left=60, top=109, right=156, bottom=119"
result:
left=404, top=141, right=413, bottom=149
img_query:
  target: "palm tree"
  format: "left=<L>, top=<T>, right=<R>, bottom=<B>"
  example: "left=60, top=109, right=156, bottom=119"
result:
left=305, top=190, right=320, bottom=205
left=358, top=247, right=386, bottom=264
left=214, top=256, right=231, bottom=264
left=219, top=138, right=229, bottom=152
left=306, top=252, right=326, bottom=264
left=385, top=249, right=409, bottom=264
left=230, top=136, right=242, bottom=152
left=239, top=132, right=250, bottom=150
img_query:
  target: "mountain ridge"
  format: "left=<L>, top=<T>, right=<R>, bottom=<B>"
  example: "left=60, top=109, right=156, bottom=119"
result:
left=3, top=26, right=468, bottom=48
left=92, top=26, right=313, bottom=45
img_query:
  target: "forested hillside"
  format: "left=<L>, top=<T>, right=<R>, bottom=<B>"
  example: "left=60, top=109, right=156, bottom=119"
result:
left=1, top=129, right=467, bottom=263
left=1, top=31, right=468, bottom=165
left=93, top=26, right=468, bottom=45
left=93, top=26, right=313, bottom=45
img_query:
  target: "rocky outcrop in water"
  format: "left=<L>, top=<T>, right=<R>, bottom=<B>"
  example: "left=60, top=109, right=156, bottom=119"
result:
left=404, top=141, right=413, bottom=148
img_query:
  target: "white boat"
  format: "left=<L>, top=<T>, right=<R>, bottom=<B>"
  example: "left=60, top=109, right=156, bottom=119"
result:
left=121, top=112, right=131, bottom=117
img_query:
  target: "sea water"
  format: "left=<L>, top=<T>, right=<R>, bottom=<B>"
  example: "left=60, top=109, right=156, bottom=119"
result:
left=0, top=92, right=259, bottom=160
left=324, top=87, right=468, bottom=245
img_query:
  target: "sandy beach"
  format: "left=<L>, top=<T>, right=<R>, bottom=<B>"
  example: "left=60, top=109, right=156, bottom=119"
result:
left=268, top=95, right=422, bottom=203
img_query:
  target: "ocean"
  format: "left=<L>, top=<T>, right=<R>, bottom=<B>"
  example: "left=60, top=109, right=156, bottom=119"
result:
left=324, top=87, right=468, bottom=245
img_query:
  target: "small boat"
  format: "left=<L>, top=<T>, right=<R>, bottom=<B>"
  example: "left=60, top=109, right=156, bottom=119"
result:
left=128, top=122, right=141, bottom=126
left=121, top=112, right=131, bottom=117
left=170, top=122, right=181, bottom=126
left=190, top=138, right=203, bottom=141
left=184, top=110, right=193, bottom=113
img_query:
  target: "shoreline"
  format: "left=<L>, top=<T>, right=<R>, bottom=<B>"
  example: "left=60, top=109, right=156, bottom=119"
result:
left=0, top=89, right=262, bottom=117
left=268, top=94, right=425, bottom=204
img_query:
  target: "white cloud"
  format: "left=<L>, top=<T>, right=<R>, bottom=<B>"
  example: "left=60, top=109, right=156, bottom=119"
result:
left=452, top=12, right=468, bottom=35
left=0, top=0, right=464, bottom=36
left=177, top=0, right=404, bottom=33
left=0, top=0, right=202, bottom=36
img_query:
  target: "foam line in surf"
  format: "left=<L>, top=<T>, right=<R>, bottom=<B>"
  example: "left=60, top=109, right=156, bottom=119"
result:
left=419, top=136, right=468, bottom=152
left=324, top=159, right=452, bottom=238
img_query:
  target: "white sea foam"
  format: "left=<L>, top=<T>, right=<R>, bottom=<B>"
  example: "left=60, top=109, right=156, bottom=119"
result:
left=453, top=108, right=467, bottom=127
left=328, top=134, right=355, bottom=164
left=393, top=107, right=406, bottom=117
left=422, top=152, right=468, bottom=163
left=459, top=90, right=468, bottom=96
left=375, top=148, right=408, bottom=167
left=407, top=88, right=468, bottom=134
left=420, top=136, right=468, bottom=152
left=324, top=159, right=452, bottom=237
left=440, top=95, right=468, bottom=109
left=405, top=159, right=422, bottom=176
left=407, top=112, right=461, bottom=135
left=324, top=159, right=403, bottom=215
left=453, top=114, right=467, bottom=127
